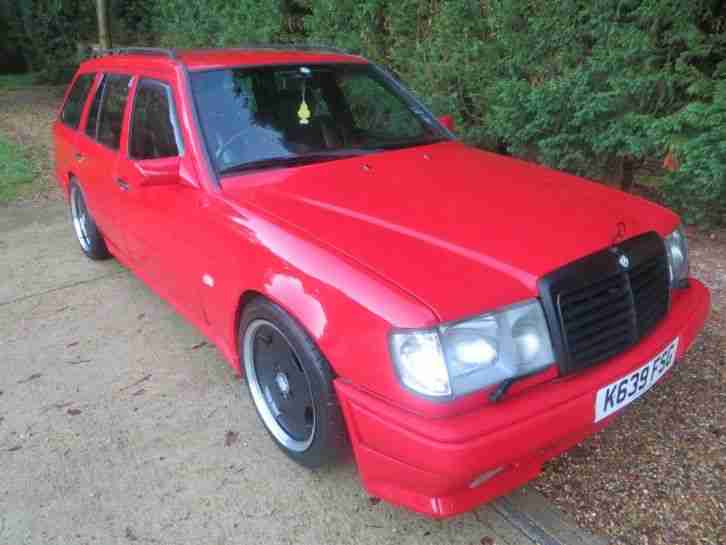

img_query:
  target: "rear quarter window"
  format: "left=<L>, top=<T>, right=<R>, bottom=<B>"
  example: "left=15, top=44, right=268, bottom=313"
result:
left=60, top=74, right=95, bottom=129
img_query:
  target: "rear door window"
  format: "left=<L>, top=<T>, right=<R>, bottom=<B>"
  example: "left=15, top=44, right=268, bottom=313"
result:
left=60, top=73, right=95, bottom=129
left=97, top=74, right=132, bottom=149
left=129, top=79, right=182, bottom=160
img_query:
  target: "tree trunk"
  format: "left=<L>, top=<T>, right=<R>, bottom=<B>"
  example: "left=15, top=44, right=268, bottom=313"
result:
left=16, top=0, right=36, bottom=71
left=96, top=0, right=111, bottom=49
left=619, top=156, right=635, bottom=192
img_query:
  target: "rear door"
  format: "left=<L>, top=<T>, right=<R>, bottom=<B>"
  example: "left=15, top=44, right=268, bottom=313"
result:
left=53, top=72, right=96, bottom=195
left=75, top=73, right=133, bottom=253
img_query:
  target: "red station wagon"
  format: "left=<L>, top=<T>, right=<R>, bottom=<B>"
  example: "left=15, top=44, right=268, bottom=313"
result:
left=53, top=46, right=710, bottom=518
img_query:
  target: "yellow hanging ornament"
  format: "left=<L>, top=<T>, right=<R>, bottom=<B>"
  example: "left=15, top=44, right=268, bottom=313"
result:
left=298, top=99, right=311, bottom=125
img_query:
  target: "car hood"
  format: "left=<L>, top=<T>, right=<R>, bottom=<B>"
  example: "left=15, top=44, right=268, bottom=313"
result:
left=222, top=141, right=678, bottom=321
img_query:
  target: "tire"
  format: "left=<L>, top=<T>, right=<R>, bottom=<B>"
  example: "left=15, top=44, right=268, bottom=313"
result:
left=69, top=181, right=111, bottom=260
left=239, top=297, right=348, bottom=468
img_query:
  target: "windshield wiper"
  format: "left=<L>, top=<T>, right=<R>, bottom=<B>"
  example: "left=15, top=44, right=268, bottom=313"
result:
left=366, top=137, right=447, bottom=152
left=219, top=152, right=363, bottom=176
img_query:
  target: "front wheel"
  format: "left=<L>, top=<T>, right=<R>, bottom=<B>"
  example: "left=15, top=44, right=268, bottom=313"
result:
left=240, top=297, right=348, bottom=468
left=69, top=181, right=110, bottom=260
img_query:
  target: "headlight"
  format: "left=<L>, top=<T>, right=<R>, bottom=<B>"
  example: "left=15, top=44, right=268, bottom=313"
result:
left=665, top=226, right=689, bottom=288
left=390, top=331, right=451, bottom=397
left=390, top=300, right=554, bottom=399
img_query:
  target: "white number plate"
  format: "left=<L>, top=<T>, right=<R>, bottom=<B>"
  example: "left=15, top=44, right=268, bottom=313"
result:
left=595, top=338, right=679, bottom=422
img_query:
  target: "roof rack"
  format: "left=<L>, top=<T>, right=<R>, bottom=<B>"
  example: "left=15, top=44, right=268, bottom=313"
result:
left=88, top=43, right=355, bottom=61
left=92, top=47, right=177, bottom=59
left=233, top=43, right=353, bottom=55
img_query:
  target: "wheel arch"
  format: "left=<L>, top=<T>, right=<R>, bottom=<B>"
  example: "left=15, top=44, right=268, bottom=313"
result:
left=233, top=278, right=330, bottom=376
left=63, top=170, right=78, bottom=197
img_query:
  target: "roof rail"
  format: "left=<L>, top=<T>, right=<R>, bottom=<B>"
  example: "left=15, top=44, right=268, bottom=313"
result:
left=233, top=43, right=353, bottom=55
left=92, top=47, right=177, bottom=60
left=87, top=44, right=355, bottom=62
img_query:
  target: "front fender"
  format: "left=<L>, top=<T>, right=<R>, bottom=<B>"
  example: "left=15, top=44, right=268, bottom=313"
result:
left=199, top=196, right=439, bottom=412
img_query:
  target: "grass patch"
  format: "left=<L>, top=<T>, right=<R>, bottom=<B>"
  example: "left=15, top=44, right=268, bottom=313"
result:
left=0, top=135, right=35, bottom=202
left=0, top=73, right=38, bottom=90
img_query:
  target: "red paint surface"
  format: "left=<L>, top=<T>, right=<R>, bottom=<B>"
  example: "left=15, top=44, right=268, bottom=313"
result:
left=53, top=49, right=711, bottom=518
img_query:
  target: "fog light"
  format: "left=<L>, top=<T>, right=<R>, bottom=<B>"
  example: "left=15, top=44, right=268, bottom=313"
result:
left=468, top=466, right=505, bottom=489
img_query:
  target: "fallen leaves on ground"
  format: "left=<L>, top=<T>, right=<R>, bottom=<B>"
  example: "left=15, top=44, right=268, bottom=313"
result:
left=225, top=431, right=239, bottom=447
left=67, top=358, right=91, bottom=365
left=124, top=526, right=138, bottom=542
left=17, top=373, right=42, bottom=384
left=120, top=374, right=152, bottom=392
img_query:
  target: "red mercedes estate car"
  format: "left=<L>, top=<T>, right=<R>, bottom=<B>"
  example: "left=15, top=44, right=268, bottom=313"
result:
left=53, top=45, right=710, bottom=518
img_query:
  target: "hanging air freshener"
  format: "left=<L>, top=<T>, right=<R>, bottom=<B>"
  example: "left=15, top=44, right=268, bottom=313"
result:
left=298, top=77, right=311, bottom=125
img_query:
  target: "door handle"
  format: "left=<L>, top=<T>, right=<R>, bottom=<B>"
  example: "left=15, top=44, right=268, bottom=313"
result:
left=116, top=178, right=130, bottom=192
left=75, top=152, right=85, bottom=163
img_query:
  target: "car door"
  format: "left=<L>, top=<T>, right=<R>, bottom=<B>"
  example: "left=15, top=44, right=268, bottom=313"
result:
left=115, top=77, right=207, bottom=323
left=75, top=73, right=133, bottom=253
left=53, top=72, right=96, bottom=194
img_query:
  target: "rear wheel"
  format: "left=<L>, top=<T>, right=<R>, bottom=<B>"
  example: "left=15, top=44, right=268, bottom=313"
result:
left=240, top=297, right=348, bottom=468
left=69, top=181, right=110, bottom=260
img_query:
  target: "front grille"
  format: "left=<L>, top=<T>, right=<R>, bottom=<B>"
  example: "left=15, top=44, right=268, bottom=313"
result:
left=539, top=232, right=670, bottom=375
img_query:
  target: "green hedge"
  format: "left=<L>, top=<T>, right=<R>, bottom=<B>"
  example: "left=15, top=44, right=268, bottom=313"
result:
left=154, top=0, right=281, bottom=47
left=8, top=0, right=721, bottom=222
left=156, top=0, right=726, bottom=222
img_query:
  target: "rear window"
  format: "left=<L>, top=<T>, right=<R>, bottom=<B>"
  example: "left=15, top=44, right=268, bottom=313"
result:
left=60, top=74, right=95, bottom=129
left=85, top=74, right=132, bottom=150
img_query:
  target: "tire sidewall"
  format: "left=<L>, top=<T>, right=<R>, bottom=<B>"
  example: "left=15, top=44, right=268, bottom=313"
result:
left=69, top=180, right=109, bottom=260
left=239, top=298, right=346, bottom=468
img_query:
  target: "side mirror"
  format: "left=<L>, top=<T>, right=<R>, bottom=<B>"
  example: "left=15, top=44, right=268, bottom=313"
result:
left=135, top=156, right=181, bottom=187
left=438, top=115, right=455, bottom=132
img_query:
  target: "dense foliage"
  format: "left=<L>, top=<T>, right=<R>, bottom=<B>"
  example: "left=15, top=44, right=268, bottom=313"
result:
left=484, top=0, right=726, bottom=222
left=1, top=0, right=724, bottom=222
left=0, top=0, right=153, bottom=81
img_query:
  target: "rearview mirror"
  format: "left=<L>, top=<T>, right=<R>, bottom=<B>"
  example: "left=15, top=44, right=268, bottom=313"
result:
left=136, top=156, right=181, bottom=187
left=438, top=115, right=455, bottom=132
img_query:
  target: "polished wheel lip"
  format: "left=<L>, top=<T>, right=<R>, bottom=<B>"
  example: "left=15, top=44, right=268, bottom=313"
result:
left=70, top=185, right=91, bottom=252
left=244, top=319, right=316, bottom=452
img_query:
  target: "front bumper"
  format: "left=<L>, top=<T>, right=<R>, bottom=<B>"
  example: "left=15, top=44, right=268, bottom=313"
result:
left=334, top=279, right=710, bottom=518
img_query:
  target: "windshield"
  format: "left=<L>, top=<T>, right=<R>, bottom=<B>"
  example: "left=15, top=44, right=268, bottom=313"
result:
left=190, top=64, right=448, bottom=175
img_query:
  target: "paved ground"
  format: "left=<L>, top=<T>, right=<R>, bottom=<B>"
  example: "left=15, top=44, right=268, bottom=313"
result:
left=0, top=201, right=610, bottom=545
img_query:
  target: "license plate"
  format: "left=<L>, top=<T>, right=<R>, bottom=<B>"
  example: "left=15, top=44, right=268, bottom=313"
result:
left=595, top=338, right=679, bottom=422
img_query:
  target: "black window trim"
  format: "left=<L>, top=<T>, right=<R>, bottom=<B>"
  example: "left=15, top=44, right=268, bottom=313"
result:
left=60, top=72, right=96, bottom=130
left=85, top=72, right=134, bottom=152
left=128, top=77, right=185, bottom=161
left=84, top=73, right=107, bottom=142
